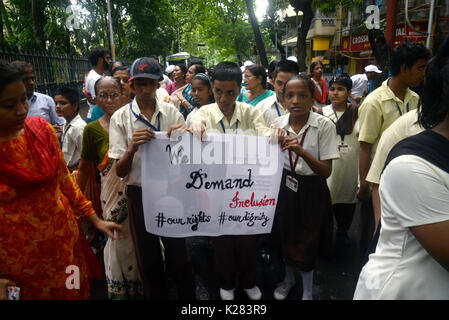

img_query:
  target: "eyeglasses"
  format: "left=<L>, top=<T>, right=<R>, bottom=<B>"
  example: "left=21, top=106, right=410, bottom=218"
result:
left=243, top=75, right=257, bottom=80
left=98, top=92, right=120, bottom=100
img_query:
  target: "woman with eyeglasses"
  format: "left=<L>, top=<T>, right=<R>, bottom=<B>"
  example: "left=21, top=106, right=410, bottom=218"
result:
left=237, top=64, right=274, bottom=106
left=77, top=76, right=144, bottom=299
left=89, top=66, right=134, bottom=122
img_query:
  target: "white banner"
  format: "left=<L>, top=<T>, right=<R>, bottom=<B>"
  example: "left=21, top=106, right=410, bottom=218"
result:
left=141, top=131, right=283, bottom=237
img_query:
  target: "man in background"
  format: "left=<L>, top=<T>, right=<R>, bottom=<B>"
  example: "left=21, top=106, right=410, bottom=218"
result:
left=83, top=47, right=112, bottom=122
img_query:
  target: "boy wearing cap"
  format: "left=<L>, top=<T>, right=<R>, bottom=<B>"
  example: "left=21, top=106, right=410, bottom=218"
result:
left=356, top=41, right=430, bottom=262
left=350, top=65, right=382, bottom=104
left=109, top=57, right=195, bottom=300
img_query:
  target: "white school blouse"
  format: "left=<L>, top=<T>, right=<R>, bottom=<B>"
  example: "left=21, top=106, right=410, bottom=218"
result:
left=271, top=110, right=339, bottom=176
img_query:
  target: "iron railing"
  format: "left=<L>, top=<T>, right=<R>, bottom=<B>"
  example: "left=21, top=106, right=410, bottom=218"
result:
left=0, top=46, right=89, bottom=99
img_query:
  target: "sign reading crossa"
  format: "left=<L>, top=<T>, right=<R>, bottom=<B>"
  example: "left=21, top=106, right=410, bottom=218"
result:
left=140, top=132, right=283, bottom=237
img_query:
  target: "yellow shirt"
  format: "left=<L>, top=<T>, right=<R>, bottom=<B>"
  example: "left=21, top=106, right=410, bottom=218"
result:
left=366, top=109, right=424, bottom=184
left=188, top=101, right=270, bottom=136
left=358, top=79, right=419, bottom=159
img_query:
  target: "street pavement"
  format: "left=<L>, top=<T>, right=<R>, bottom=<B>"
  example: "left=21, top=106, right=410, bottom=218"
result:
left=90, top=203, right=365, bottom=301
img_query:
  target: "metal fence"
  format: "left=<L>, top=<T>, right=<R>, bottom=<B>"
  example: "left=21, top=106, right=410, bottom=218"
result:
left=0, top=46, right=89, bottom=99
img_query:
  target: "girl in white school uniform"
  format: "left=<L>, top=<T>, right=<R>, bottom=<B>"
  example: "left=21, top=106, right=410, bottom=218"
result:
left=271, top=74, right=339, bottom=300
left=322, top=74, right=360, bottom=249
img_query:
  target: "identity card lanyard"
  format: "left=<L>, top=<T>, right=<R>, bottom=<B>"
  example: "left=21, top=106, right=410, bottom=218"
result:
left=395, top=102, right=409, bottom=117
left=287, top=126, right=309, bottom=173
left=60, top=124, right=70, bottom=148
left=332, top=105, right=347, bottom=143
left=220, top=119, right=238, bottom=134
left=129, top=102, right=160, bottom=131
left=285, top=127, right=309, bottom=193
left=274, top=102, right=281, bottom=117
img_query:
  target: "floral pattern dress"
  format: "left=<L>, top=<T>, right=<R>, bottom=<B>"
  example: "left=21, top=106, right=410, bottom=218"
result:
left=0, top=124, right=98, bottom=300
left=99, top=155, right=144, bottom=299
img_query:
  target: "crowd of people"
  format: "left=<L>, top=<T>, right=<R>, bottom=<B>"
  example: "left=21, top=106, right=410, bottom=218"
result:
left=0, top=36, right=448, bottom=300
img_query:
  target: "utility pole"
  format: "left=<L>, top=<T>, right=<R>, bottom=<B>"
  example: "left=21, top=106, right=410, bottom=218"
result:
left=385, top=0, right=398, bottom=48
left=106, top=0, right=116, bottom=60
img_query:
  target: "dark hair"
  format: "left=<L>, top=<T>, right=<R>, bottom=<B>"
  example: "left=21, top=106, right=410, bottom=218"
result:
left=245, top=64, right=267, bottom=89
left=268, top=60, right=279, bottom=78
left=274, top=59, right=300, bottom=79
left=10, top=60, right=34, bottom=74
left=176, top=64, right=188, bottom=76
left=189, top=58, right=204, bottom=67
left=54, top=87, right=80, bottom=112
left=419, top=37, right=449, bottom=129
left=0, top=60, right=23, bottom=94
left=329, top=74, right=352, bottom=91
left=89, top=47, right=111, bottom=67
left=390, top=40, right=430, bottom=77
left=283, top=73, right=315, bottom=98
left=192, top=73, right=215, bottom=103
left=190, top=64, right=206, bottom=75
left=210, top=61, right=242, bottom=87
left=112, top=65, right=130, bottom=76
left=310, top=60, right=324, bottom=74
left=193, top=73, right=212, bottom=88
left=94, top=76, right=122, bottom=97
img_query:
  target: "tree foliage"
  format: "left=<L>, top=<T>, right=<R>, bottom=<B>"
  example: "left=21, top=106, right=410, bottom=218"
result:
left=0, top=0, right=266, bottom=65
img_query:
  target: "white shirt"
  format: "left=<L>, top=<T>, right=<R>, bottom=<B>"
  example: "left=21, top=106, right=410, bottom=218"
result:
left=271, top=111, right=340, bottom=176
left=109, top=97, right=185, bottom=186
left=322, top=105, right=360, bottom=204
left=61, top=114, right=86, bottom=169
left=85, top=69, right=102, bottom=118
left=27, top=92, right=65, bottom=126
left=354, top=155, right=449, bottom=299
left=351, top=73, right=369, bottom=98
left=255, top=95, right=288, bottom=127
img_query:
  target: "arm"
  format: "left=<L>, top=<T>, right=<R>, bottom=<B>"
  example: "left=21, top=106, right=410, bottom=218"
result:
left=411, top=220, right=449, bottom=272
left=77, top=158, right=95, bottom=192
left=372, top=183, right=381, bottom=237
left=358, top=141, right=372, bottom=201
left=53, top=126, right=124, bottom=238
left=115, top=128, right=155, bottom=178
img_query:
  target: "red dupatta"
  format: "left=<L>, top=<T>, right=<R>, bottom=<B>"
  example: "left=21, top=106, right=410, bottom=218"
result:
left=0, top=117, right=59, bottom=188
left=313, top=78, right=328, bottom=104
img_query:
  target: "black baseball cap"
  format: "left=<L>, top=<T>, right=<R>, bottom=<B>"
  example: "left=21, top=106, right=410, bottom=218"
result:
left=129, top=57, right=163, bottom=82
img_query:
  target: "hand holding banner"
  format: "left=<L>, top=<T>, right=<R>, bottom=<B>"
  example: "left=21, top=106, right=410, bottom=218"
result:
left=140, top=131, right=283, bottom=237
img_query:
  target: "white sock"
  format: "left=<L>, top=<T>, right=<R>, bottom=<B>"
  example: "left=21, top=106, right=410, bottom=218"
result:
left=300, top=270, right=314, bottom=300
left=283, top=263, right=296, bottom=284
